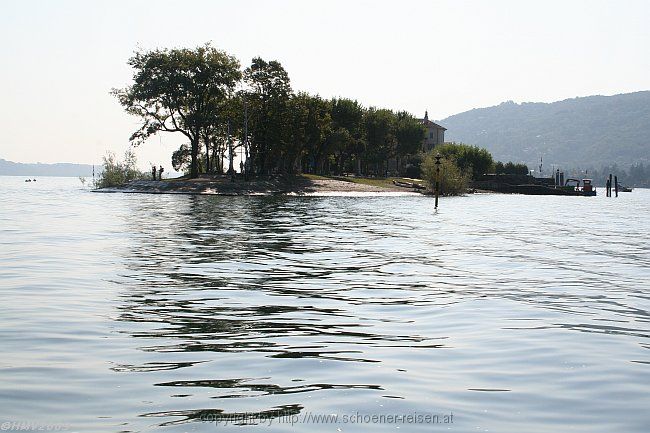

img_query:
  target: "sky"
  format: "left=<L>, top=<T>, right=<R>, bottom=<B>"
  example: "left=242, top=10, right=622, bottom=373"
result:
left=1, top=0, right=649, bottom=168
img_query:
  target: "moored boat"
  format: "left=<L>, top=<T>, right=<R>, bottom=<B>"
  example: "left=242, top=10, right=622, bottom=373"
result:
left=561, top=178, right=597, bottom=196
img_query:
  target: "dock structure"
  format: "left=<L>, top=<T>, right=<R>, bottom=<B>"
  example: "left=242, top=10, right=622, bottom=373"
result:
left=472, top=173, right=597, bottom=196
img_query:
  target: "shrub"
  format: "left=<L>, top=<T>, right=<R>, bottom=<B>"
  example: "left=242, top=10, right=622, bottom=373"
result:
left=421, top=153, right=471, bottom=196
left=95, top=149, right=145, bottom=188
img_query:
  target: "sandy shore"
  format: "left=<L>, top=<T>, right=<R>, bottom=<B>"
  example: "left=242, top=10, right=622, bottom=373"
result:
left=95, top=175, right=425, bottom=196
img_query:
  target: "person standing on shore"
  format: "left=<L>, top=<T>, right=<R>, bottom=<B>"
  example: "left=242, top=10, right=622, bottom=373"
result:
left=159, top=165, right=164, bottom=180
left=152, top=165, right=157, bottom=180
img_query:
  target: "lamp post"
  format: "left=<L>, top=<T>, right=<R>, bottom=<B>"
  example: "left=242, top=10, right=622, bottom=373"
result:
left=434, top=154, right=442, bottom=209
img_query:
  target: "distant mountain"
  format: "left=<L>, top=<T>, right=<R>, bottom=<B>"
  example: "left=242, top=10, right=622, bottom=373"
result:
left=0, top=158, right=95, bottom=177
left=441, top=91, right=650, bottom=169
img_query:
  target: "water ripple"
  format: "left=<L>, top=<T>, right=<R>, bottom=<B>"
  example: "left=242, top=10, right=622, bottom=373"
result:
left=0, top=177, right=649, bottom=432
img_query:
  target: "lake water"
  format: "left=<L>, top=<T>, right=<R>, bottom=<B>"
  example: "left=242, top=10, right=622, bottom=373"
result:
left=0, top=176, right=649, bottom=432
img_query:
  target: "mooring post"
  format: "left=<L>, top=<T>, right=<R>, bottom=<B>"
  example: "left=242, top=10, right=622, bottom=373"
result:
left=614, top=175, right=619, bottom=197
left=608, top=174, right=613, bottom=197
left=434, top=154, right=442, bottom=209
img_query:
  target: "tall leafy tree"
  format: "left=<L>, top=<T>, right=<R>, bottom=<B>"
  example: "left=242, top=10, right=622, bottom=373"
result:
left=330, top=98, right=365, bottom=174
left=301, top=95, right=332, bottom=174
left=395, top=111, right=425, bottom=156
left=208, top=94, right=245, bottom=174
left=244, top=57, right=292, bottom=175
left=364, top=108, right=396, bottom=175
left=113, top=44, right=241, bottom=178
left=395, top=111, right=425, bottom=174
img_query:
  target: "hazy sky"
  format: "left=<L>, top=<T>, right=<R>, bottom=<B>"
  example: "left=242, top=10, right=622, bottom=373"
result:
left=1, top=0, right=648, bottom=167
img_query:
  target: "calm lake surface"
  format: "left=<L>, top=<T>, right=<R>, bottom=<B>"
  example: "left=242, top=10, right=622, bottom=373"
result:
left=1, top=176, right=649, bottom=432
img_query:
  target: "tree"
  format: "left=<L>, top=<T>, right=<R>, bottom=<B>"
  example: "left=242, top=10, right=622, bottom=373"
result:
left=244, top=57, right=292, bottom=175
left=494, top=161, right=529, bottom=175
left=330, top=98, right=365, bottom=174
left=299, top=94, right=332, bottom=174
left=113, top=44, right=242, bottom=178
left=171, top=144, right=192, bottom=174
left=435, top=142, right=494, bottom=180
left=503, top=161, right=529, bottom=175
left=394, top=111, right=425, bottom=173
left=364, top=108, right=396, bottom=175
left=207, top=95, right=245, bottom=174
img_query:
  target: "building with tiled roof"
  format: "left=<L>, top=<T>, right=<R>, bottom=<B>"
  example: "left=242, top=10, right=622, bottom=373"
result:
left=419, top=111, right=446, bottom=152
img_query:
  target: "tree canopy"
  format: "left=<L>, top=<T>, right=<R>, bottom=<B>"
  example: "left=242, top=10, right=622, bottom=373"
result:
left=435, top=143, right=494, bottom=180
left=112, top=44, right=241, bottom=178
left=114, top=43, right=492, bottom=179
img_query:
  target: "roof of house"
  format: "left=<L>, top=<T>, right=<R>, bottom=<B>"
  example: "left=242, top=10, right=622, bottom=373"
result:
left=419, top=118, right=447, bottom=130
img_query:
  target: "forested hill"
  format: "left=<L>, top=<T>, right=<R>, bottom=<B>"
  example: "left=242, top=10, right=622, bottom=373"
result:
left=0, top=158, right=94, bottom=177
left=441, top=91, right=650, bottom=169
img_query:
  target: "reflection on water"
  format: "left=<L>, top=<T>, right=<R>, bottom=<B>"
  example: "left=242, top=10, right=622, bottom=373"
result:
left=0, top=176, right=649, bottom=432
left=141, top=404, right=304, bottom=427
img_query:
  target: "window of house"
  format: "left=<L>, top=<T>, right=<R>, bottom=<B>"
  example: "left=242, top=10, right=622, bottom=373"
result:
left=429, top=132, right=434, bottom=139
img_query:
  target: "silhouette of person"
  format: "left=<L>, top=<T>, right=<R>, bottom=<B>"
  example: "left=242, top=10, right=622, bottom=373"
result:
left=152, top=165, right=157, bottom=180
left=158, top=165, right=164, bottom=180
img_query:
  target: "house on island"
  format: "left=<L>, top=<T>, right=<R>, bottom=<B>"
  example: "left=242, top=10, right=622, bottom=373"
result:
left=420, top=111, right=446, bottom=152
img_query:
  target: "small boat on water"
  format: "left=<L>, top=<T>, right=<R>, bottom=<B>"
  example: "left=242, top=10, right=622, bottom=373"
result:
left=561, top=178, right=597, bottom=196
left=619, top=185, right=633, bottom=192
left=472, top=174, right=598, bottom=196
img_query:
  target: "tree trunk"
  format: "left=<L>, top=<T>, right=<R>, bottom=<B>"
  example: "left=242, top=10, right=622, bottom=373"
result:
left=190, top=136, right=199, bottom=178
left=258, top=140, right=267, bottom=176
left=204, top=136, right=211, bottom=174
left=218, top=149, right=223, bottom=173
left=211, top=145, right=218, bottom=173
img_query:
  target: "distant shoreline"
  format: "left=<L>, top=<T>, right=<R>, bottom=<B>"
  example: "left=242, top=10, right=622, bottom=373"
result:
left=94, top=175, right=426, bottom=196
left=0, top=158, right=94, bottom=177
